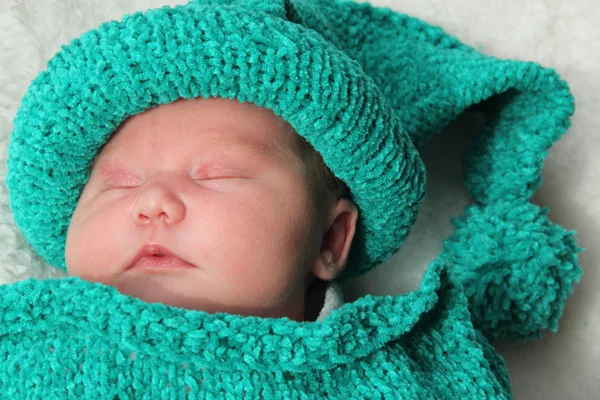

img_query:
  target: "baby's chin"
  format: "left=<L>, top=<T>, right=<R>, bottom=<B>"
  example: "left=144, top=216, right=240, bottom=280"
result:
left=110, top=273, right=305, bottom=321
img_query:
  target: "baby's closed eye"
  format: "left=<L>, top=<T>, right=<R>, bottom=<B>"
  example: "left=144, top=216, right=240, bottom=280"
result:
left=192, top=168, right=245, bottom=180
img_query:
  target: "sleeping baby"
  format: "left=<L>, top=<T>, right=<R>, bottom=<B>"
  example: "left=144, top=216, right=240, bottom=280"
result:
left=64, top=96, right=358, bottom=322
left=2, top=0, right=582, bottom=397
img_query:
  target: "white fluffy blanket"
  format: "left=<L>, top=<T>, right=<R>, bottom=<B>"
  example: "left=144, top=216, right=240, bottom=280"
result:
left=1, top=1, right=598, bottom=398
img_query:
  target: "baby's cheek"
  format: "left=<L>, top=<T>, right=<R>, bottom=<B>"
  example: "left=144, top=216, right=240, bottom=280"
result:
left=64, top=212, right=86, bottom=275
left=64, top=208, right=119, bottom=283
left=214, top=238, right=295, bottom=303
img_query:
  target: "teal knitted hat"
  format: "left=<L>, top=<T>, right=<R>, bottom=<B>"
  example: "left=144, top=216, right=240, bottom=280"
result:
left=6, top=0, right=427, bottom=283
left=2, top=0, right=585, bottom=398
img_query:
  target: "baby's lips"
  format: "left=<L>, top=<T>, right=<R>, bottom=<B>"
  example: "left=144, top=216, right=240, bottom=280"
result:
left=127, top=243, right=195, bottom=270
left=128, top=255, right=196, bottom=270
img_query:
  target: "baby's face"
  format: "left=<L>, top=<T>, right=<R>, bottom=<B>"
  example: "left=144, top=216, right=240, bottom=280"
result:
left=65, top=97, right=321, bottom=321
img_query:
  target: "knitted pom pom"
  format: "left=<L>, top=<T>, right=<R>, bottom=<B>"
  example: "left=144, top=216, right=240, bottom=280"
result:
left=439, top=200, right=583, bottom=342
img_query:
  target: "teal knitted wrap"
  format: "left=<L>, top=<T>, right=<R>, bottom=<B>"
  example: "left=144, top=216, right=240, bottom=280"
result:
left=2, top=0, right=584, bottom=398
left=1, top=261, right=516, bottom=398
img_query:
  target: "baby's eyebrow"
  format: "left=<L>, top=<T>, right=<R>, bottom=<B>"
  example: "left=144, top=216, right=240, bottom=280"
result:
left=218, top=136, right=277, bottom=159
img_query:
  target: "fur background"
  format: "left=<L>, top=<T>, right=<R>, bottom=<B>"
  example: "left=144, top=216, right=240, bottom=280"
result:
left=1, top=0, right=598, bottom=398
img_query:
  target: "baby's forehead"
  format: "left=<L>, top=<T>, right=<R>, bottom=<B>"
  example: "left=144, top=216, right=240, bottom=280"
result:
left=91, top=104, right=302, bottom=171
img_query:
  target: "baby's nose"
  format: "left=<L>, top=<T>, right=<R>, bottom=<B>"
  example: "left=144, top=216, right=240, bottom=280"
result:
left=131, top=178, right=187, bottom=226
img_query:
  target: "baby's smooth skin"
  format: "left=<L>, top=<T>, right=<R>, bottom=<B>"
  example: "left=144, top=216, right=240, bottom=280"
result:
left=65, top=97, right=358, bottom=322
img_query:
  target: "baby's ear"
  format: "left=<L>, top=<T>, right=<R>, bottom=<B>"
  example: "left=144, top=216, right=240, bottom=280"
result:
left=312, top=198, right=358, bottom=281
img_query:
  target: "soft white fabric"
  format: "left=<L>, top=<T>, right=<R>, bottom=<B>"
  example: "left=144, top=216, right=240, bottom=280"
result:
left=316, top=282, right=345, bottom=322
left=1, top=1, right=598, bottom=399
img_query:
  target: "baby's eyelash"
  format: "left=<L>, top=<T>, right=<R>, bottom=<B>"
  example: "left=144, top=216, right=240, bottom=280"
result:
left=194, top=169, right=242, bottom=180
left=99, top=180, right=139, bottom=191
left=99, top=173, right=244, bottom=191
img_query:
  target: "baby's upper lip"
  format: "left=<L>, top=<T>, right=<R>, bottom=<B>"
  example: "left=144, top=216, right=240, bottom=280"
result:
left=127, top=243, right=195, bottom=270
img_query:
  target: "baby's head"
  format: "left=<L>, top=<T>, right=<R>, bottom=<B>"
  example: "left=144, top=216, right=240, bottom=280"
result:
left=64, top=96, right=358, bottom=321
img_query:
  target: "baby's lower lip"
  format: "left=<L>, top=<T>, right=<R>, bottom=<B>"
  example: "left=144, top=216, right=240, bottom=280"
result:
left=129, top=255, right=196, bottom=270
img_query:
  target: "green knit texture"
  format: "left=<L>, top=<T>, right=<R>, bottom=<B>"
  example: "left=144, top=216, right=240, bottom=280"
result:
left=0, top=261, right=514, bottom=399
left=440, top=201, right=583, bottom=341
